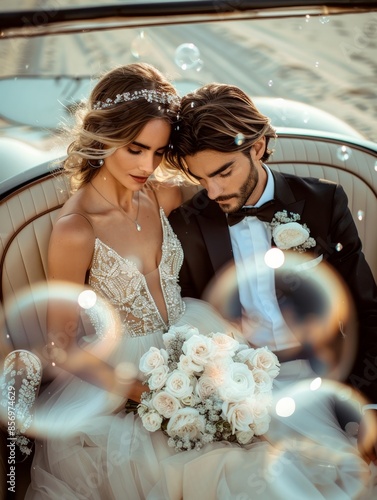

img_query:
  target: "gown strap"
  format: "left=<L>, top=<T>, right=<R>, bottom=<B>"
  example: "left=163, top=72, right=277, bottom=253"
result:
left=57, top=212, right=95, bottom=231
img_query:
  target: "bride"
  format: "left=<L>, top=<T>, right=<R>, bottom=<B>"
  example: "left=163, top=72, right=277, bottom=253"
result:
left=25, top=63, right=371, bottom=499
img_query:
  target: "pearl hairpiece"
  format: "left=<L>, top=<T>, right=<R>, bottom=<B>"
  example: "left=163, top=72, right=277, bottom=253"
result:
left=93, top=89, right=181, bottom=110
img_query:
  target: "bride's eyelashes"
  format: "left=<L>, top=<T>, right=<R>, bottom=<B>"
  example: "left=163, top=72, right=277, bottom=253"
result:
left=128, top=148, right=142, bottom=155
left=127, top=147, right=165, bottom=157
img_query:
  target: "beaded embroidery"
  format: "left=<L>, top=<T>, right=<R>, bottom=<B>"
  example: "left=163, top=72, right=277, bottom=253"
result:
left=0, top=350, right=42, bottom=455
left=87, top=208, right=186, bottom=338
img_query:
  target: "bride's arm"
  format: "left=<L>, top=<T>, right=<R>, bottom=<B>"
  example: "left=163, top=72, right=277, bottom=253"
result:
left=46, top=214, right=135, bottom=398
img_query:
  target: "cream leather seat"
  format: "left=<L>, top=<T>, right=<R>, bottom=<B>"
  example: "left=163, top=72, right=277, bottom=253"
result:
left=269, top=131, right=377, bottom=281
left=1, top=133, right=377, bottom=360
left=0, top=132, right=376, bottom=500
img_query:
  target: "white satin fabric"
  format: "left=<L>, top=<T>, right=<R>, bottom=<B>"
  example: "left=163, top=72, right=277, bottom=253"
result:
left=25, top=206, right=374, bottom=498
left=26, top=299, right=373, bottom=499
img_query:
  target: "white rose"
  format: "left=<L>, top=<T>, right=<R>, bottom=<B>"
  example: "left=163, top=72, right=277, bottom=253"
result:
left=148, top=365, right=169, bottom=391
left=166, top=407, right=205, bottom=439
left=252, top=369, right=273, bottom=393
left=272, top=222, right=309, bottom=250
left=165, top=370, right=193, bottom=399
left=253, top=416, right=271, bottom=436
left=218, top=363, right=255, bottom=402
left=211, top=333, right=239, bottom=357
left=247, top=347, right=280, bottom=379
left=139, top=347, right=168, bottom=375
left=141, top=411, right=163, bottom=432
left=177, top=354, right=203, bottom=375
left=182, top=335, right=217, bottom=366
left=152, top=391, right=181, bottom=418
left=249, top=396, right=271, bottom=434
left=222, top=400, right=255, bottom=433
left=180, top=393, right=198, bottom=406
left=236, top=348, right=257, bottom=366
left=196, top=375, right=218, bottom=399
left=236, top=430, right=255, bottom=445
left=202, top=358, right=229, bottom=387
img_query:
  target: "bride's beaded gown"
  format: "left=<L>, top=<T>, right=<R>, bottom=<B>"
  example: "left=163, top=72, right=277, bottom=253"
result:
left=26, top=209, right=372, bottom=499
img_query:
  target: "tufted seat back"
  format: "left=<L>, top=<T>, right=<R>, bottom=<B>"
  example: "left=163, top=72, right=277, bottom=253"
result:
left=0, top=134, right=377, bottom=366
left=0, top=169, right=70, bottom=372
left=269, top=132, right=377, bottom=280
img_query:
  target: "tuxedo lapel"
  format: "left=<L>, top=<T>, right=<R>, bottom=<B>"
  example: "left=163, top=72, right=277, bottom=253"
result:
left=271, top=170, right=306, bottom=217
left=196, top=198, right=233, bottom=273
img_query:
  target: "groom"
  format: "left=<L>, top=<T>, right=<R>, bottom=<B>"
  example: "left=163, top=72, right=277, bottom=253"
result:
left=167, top=83, right=377, bottom=466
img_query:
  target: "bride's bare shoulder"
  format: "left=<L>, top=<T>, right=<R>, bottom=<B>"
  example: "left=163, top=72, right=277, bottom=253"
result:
left=52, top=188, right=95, bottom=246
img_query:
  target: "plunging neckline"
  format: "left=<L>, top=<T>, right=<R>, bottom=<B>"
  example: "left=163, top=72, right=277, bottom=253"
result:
left=93, top=207, right=166, bottom=278
left=90, top=207, right=170, bottom=332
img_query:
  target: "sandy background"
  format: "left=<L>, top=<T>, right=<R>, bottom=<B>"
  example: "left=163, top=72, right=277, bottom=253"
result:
left=1, top=6, right=377, bottom=146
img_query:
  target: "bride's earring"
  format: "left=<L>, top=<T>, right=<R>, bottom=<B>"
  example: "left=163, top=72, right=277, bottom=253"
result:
left=88, top=159, right=104, bottom=168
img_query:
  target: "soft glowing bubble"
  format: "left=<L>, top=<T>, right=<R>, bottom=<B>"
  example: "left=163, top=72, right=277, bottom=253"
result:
left=337, top=145, right=352, bottom=161
left=357, top=210, right=364, bottom=221
left=275, top=396, right=296, bottom=417
left=204, top=251, right=357, bottom=382
left=174, top=43, right=201, bottom=70
left=374, top=160, right=377, bottom=172
left=268, top=79, right=273, bottom=87
left=335, top=242, right=343, bottom=252
left=267, top=379, right=373, bottom=498
left=264, top=248, right=285, bottom=269
left=234, top=133, right=245, bottom=146
left=319, top=16, right=330, bottom=24
left=131, top=31, right=154, bottom=59
left=2, top=281, right=127, bottom=438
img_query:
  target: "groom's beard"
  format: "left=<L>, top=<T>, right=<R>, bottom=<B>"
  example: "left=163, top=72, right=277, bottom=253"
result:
left=214, top=158, right=259, bottom=213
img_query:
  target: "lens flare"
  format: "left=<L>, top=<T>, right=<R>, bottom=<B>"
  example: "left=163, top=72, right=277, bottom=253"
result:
left=204, top=250, right=357, bottom=382
left=1, top=281, right=133, bottom=438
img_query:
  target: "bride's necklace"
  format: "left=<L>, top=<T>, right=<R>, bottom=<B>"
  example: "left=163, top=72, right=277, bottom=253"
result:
left=90, top=181, right=142, bottom=232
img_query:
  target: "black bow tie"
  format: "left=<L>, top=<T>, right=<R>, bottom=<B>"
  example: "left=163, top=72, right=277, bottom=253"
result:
left=227, top=200, right=277, bottom=226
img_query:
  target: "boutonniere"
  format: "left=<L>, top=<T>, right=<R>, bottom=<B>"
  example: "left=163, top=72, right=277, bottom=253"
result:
left=268, top=210, right=316, bottom=252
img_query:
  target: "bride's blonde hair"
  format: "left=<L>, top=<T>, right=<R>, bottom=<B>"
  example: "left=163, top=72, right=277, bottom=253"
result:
left=62, top=63, right=180, bottom=190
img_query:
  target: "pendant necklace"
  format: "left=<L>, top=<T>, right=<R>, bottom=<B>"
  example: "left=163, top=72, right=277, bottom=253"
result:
left=90, top=181, right=142, bottom=231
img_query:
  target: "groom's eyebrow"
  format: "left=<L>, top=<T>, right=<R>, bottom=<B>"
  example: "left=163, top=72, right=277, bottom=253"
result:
left=188, top=161, right=234, bottom=180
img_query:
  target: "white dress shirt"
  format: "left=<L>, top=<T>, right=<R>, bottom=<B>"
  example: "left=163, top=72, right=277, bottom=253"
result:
left=229, top=165, right=300, bottom=351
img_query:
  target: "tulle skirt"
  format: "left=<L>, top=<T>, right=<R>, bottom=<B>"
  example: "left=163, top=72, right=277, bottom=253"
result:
left=26, top=298, right=374, bottom=499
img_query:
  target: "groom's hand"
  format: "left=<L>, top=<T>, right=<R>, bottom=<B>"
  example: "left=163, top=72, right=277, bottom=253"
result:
left=357, top=410, right=377, bottom=465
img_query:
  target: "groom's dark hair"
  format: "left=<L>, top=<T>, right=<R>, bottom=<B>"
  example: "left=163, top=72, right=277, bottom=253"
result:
left=165, top=83, right=277, bottom=175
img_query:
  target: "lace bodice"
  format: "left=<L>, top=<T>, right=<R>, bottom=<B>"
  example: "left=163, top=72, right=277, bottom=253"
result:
left=87, top=208, right=185, bottom=338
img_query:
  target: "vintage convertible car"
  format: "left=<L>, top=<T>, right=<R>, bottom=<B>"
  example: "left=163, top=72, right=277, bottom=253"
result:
left=1, top=1, right=377, bottom=498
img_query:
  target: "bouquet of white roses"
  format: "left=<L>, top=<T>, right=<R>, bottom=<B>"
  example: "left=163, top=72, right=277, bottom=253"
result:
left=138, top=325, right=280, bottom=452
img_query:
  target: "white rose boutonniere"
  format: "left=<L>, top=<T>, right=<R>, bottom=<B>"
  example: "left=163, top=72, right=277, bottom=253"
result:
left=269, top=210, right=316, bottom=252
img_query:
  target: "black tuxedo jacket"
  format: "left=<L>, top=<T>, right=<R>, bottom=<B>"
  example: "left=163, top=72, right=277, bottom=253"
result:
left=169, top=170, right=377, bottom=402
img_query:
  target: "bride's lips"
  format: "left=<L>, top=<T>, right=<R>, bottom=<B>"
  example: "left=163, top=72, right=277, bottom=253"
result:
left=131, top=175, right=149, bottom=184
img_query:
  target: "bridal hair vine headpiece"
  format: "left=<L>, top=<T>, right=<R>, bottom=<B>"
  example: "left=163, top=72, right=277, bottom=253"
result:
left=93, top=89, right=181, bottom=110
